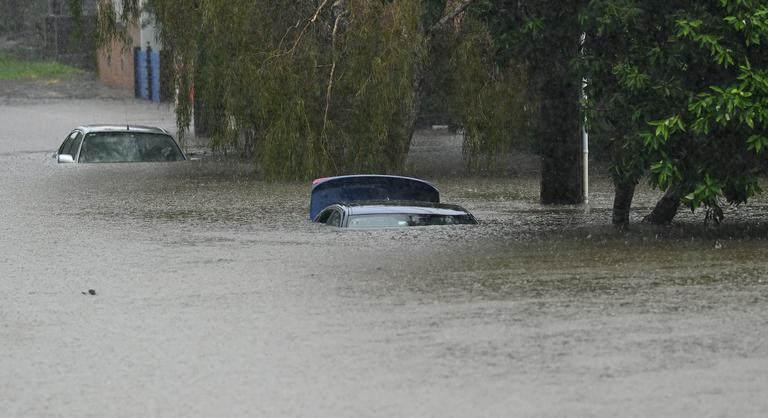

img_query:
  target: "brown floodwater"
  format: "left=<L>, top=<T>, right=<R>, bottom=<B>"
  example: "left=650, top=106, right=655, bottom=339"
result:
left=1, top=100, right=767, bottom=417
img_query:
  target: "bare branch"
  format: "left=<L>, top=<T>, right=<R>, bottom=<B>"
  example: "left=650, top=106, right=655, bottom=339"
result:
left=310, top=0, right=331, bottom=23
left=275, top=18, right=304, bottom=51
left=289, top=0, right=331, bottom=54
left=320, top=6, right=346, bottom=173
left=264, top=0, right=332, bottom=65
left=428, top=0, right=476, bottom=35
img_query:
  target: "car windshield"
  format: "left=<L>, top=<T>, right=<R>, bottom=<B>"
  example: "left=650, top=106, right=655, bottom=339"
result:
left=78, top=132, right=184, bottom=163
left=347, top=213, right=475, bottom=228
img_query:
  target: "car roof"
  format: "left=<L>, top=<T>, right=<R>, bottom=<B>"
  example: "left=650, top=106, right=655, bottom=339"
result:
left=311, top=175, right=437, bottom=190
left=74, top=125, right=170, bottom=135
left=340, top=201, right=472, bottom=216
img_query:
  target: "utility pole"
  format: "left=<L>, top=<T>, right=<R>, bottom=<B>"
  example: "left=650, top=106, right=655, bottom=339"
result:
left=582, top=78, right=589, bottom=206
left=580, top=33, right=589, bottom=207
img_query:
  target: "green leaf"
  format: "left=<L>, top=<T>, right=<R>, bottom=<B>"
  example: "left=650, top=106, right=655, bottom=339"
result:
left=747, top=135, right=768, bottom=154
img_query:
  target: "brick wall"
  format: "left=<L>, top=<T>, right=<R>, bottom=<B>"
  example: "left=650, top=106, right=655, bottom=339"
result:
left=96, top=24, right=140, bottom=89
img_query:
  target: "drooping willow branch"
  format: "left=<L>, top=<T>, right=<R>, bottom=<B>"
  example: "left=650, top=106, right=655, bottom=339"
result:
left=320, top=7, right=346, bottom=172
left=267, top=0, right=333, bottom=63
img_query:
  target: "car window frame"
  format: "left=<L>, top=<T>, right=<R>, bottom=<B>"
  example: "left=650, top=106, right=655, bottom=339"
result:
left=326, top=209, right=342, bottom=227
left=69, top=131, right=84, bottom=161
left=58, top=131, right=78, bottom=155
left=316, top=206, right=346, bottom=227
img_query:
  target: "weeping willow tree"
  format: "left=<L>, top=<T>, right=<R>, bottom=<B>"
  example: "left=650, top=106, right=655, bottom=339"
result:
left=93, top=0, right=530, bottom=179
left=445, top=18, right=529, bottom=173
left=95, top=0, right=425, bottom=179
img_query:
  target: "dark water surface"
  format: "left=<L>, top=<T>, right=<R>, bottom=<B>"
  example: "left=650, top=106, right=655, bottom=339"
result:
left=1, top=105, right=768, bottom=417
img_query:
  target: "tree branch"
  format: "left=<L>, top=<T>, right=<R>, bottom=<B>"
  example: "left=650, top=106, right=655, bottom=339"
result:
left=290, top=0, right=332, bottom=53
left=320, top=5, right=346, bottom=173
left=266, top=0, right=332, bottom=63
left=427, top=0, right=476, bottom=35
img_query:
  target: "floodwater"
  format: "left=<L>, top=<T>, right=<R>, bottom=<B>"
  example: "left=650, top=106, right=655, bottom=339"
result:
left=1, top=99, right=768, bottom=417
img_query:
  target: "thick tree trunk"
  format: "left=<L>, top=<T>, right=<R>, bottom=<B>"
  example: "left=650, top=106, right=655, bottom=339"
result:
left=534, top=3, right=584, bottom=205
left=642, top=186, right=682, bottom=224
left=612, top=180, right=637, bottom=226
left=538, top=78, right=584, bottom=204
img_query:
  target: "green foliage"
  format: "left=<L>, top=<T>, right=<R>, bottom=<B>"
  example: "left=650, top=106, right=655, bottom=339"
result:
left=450, top=20, right=528, bottom=172
left=88, top=1, right=533, bottom=180
left=81, top=0, right=768, bottom=224
left=67, top=0, right=84, bottom=41
left=473, top=0, right=586, bottom=203
left=104, top=0, right=425, bottom=179
left=683, top=174, right=725, bottom=224
left=329, top=1, right=423, bottom=174
left=584, top=0, right=768, bottom=223
left=419, top=9, right=531, bottom=173
left=94, top=0, right=141, bottom=53
left=417, top=27, right=460, bottom=128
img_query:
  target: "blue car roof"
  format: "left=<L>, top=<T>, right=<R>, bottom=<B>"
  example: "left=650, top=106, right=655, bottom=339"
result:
left=309, top=175, right=440, bottom=219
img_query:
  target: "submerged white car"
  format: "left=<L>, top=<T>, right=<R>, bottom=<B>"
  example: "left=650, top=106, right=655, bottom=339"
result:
left=55, top=125, right=186, bottom=163
left=310, top=175, right=477, bottom=228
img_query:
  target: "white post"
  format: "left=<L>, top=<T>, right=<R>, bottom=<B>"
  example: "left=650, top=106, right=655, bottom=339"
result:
left=582, top=105, right=589, bottom=206
left=580, top=33, right=589, bottom=207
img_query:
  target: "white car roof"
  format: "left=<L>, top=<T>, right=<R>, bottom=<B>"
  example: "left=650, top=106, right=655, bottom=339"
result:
left=75, top=125, right=169, bottom=135
left=345, top=202, right=470, bottom=217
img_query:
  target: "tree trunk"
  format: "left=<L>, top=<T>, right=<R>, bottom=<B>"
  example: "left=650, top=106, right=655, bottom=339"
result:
left=612, top=180, right=637, bottom=226
left=404, top=50, right=425, bottom=160
left=642, top=186, right=682, bottom=224
left=533, top=3, right=584, bottom=205
left=538, top=76, right=584, bottom=204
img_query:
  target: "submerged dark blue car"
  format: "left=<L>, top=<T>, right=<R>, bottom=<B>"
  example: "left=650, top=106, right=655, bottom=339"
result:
left=310, top=175, right=477, bottom=228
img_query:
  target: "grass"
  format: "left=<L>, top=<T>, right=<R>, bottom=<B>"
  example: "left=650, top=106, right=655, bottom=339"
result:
left=0, top=51, right=80, bottom=80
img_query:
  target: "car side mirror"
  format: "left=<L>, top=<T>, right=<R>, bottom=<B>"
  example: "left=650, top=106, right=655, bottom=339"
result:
left=57, top=154, right=75, bottom=163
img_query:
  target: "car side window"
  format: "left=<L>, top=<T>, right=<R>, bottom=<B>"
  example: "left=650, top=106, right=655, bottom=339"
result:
left=326, top=210, right=342, bottom=227
left=69, top=132, right=84, bottom=159
left=59, top=131, right=79, bottom=155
